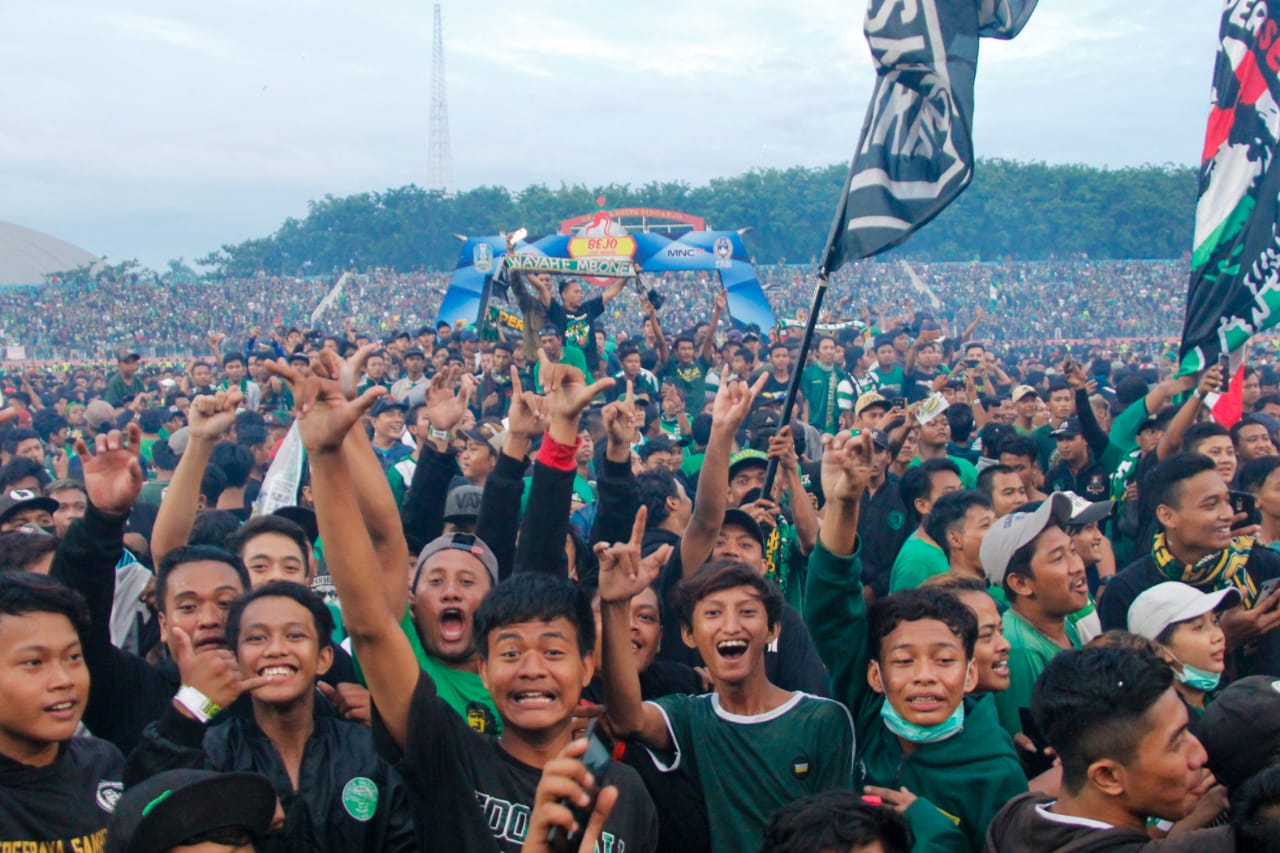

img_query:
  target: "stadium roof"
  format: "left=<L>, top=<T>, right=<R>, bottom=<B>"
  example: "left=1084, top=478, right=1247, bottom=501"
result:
left=0, top=221, right=99, bottom=286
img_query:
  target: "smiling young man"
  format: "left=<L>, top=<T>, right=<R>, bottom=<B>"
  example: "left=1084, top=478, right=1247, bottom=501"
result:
left=1099, top=452, right=1280, bottom=677
left=125, top=581, right=416, bottom=853
left=294, top=361, right=657, bottom=853
left=0, top=573, right=124, bottom=853
left=804, top=432, right=1025, bottom=852
left=982, top=493, right=1090, bottom=741
left=986, top=646, right=1231, bottom=852
left=598, top=511, right=853, bottom=853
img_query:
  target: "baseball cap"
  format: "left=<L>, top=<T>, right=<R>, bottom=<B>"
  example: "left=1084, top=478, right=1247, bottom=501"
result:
left=85, top=399, right=116, bottom=432
left=117, top=350, right=141, bottom=362
left=370, top=398, right=408, bottom=417
left=854, top=429, right=892, bottom=451
left=721, top=508, right=765, bottom=548
left=1050, top=417, right=1082, bottom=439
left=460, top=422, right=502, bottom=450
left=1199, top=675, right=1280, bottom=788
left=538, top=324, right=562, bottom=339
left=415, top=532, right=499, bottom=583
left=1126, top=581, right=1241, bottom=641
left=458, top=328, right=479, bottom=343
left=1012, top=384, right=1039, bottom=402
left=287, top=351, right=311, bottom=365
left=402, top=347, right=426, bottom=359
left=105, top=769, right=276, bottom=853
left=748, top=408, right=781, bottom=434
left=637, top=435, right=681, bottom=460
left=0, top=489, right=58, bottom=527
left=443, top=484, right=483, bottom=522
left=979, top=492, right=1073, bottom=585
left=1061, top=491, right=1115, bottom=527
left=854, top=391, right=890, bottom=418
left=728, top=448, right=769, bottom=480
left=167, top=426, right=190, bottom=456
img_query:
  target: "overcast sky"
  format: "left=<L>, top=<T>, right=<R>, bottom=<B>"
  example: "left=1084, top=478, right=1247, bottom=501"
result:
left=2, top=1, right=1220, bottom=269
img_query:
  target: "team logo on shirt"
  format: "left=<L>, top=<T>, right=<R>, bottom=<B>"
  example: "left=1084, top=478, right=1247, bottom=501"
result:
left=342, top=777, right=380, bottom=822
left=888, top=510, right=906, bottom=531
left=96, top=780, right=123, bottom=813
left=791, top=755, right=811, bottom=779
left=467, top=701, right=497, bottom=734
left=1087, top=473, right=1107, bottom=498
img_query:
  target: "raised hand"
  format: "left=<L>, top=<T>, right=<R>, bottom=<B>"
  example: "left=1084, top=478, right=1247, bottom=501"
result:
left=710, top=373, right=768, bottom=433
left=1062, top=358, right=1089, bottom=391
left=821, top=430, right=875, bottom=504
left=187, top=389, right=244, bottom=442
left=327, top=343, right=381, bottom=401
left=169, top=626, right=270, bottom=717
left=601, top=380, right=638, bottom=450
left=265, top=359, right=384, bottom=454
left=594, top=507, right=672, bottom=605
left=506, top=367, right=548, bottom=442
left=76, top=423, right=144, bottom=515
left=423, top=366, right=476, bottom=433
left=1198, top=364, right=1224, bottom=397
left=538, top=353, right=615, bottom=423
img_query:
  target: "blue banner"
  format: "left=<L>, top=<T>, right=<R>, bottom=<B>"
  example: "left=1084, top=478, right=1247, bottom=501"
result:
left=437, top=227, right=776, bottom=332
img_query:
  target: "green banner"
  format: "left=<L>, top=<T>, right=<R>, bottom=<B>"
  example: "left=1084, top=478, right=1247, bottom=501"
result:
left=504, top=254, right=636, bottom=278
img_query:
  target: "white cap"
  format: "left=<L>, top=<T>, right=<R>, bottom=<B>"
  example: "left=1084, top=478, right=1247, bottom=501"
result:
left=1012, top=384, right=1039, bottom=402
left=1127, top=581, right=1241, bottom=641
left=1061, top=491, right=1115, bottom=526
left=980, top=492, right=1073, bottom=586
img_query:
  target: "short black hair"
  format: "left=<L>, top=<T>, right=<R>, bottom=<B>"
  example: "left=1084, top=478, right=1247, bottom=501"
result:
left=155, top=545, right=249, bottom=614
left=236, top=425, right=269, bottom=452
left=759, top=790, right=913, bottom=853
left=867, top=588, right=977, bottom=662
left=924, top=490, right=992, bottom=559
left=635, top=469, right=683, bottom=529
left=0, top=571, right=90, bottom=645
left=473, top=573, right=594, bottom=660
left=1232, top=765, right=1280, bottom=853
left=976, top=463, right=1018, bottom=498
left=1241, top=456, right=1280, bottom=496
left=2, top=428, right=40, bottom=456
left=31, top=410, right=68, bottom=443
left=200, top=463, right=228, bottom=506
left=997, top=435, right=1039, bottom=463
left=225, top=581, right=334, bottom=654
left=224, top=515, right=311, bottom=575
left=0, top=531, right=60, bottom=574
left=1185, top=421, right=1230, bottom=454
left=1032, top=646, right=1174, bottom=794
left=138, top=407, right=167, bottom=435
left=222, top=352, right=245, bottom=367
left=1146, top=452, right=1217, bottom=516
left=210, top=443, right=255, bottom=489
left=945, top=403, right=975, bottom=444
left=675, top=559, right=783, bottom=632
left=0, top=457, right=50, bottom=491
left=900, top=458, right=961, bottom=527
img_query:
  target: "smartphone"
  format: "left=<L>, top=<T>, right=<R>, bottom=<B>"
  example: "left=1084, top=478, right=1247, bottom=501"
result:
left=546, top=718, right=613, bottom=851
left=1018, top=707, right=1056, bottom=778
left=966, top=358, right=980, bottom=368
left=891, top=397, right=907, bottom=409
left=1230, top=490, right=1261, bottom=530
left=1219, top=354, right=1232, bottom=391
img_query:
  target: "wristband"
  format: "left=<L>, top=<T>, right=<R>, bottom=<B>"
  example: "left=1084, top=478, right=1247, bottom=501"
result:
left=174, top=685, right=222, bottom=723
left=427, top=426, right=451, bottom=442
left=1192, top=389, right=1205, bottom=401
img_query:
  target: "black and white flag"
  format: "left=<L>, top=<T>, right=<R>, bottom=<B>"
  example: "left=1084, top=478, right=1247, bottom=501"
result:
left=821, top=0, right=1038, bottom=274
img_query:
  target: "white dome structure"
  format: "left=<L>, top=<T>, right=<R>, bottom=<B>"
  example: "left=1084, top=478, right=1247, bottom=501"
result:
left=0, top=221, right=99, bottom=285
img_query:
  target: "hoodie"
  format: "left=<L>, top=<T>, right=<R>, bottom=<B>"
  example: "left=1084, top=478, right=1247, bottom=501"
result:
left=804, top=540, right=1027, bottom=852
left=984, top=792, right=1234, bottom=852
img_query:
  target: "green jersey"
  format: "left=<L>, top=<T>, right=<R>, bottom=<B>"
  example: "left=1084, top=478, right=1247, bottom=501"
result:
left=801, top=363, right=845, bottom=434
left=907, top=454, right=979, bottom=489
left=994, top=609, right=1081, bottom=739
left=532, top=345, right=589, bottom=392
left=662, top=356, right=713, bottom=415
left=888, top=532, right=951, bottom=593
left=353, top=609, right=501, bottom=735
left=648, top=692, right=854, bottom=853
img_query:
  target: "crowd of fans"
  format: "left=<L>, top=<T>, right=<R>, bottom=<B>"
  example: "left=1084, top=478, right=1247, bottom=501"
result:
left=7, top=257, right=1191, bottom=361
left=9, top=258, right=1280, bottom=853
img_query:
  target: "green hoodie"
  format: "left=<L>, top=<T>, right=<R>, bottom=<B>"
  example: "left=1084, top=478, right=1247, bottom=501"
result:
left=804, top=541, right=1028, bottom=852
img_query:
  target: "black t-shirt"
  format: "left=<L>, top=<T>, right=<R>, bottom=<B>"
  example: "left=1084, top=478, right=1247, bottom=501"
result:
left=547, top=297, right=605, bottom=352
left=858, top=476, right=912, bottom=598
left=383, top=671, right=658, bottom=852
left=0, top=737, right=123, bottom=851
left=904, top=368, right=938, bottom=403
left=760, top=372, right=792, bottom=403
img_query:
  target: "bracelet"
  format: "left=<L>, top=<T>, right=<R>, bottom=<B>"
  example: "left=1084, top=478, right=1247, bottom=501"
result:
left=427, top=426, right=451, bottom=442
left=174, top=685, right=222, bottom=723
left=1192, top=389, right=1205, bottom=401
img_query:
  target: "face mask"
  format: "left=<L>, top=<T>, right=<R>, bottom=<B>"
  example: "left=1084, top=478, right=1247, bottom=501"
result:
left=1174, top=659, right=1221, bottom=692
left=880, top=696, right=965, bottom=744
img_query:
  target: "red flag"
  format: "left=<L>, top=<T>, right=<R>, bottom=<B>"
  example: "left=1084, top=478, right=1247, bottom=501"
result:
left=1210, top=362, right=1245, bottom=428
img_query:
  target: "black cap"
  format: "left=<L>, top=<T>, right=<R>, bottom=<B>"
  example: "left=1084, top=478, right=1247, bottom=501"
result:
left=370, top=398, right=408, bottom=416
left=538, top=324, right=562, bottom=339
left=637, top=435, right=681, bottom=459
left=1199, top=675, right=1280, bottom=789
left=0, top=489, right=58, bottom=526
left=1050, top=417, right=1082, bottom=439
left=721, top=508, right=765, bottom=548
left=402, top=347, right=426, bottom=359
left=105, top=769, right=276, bottom=853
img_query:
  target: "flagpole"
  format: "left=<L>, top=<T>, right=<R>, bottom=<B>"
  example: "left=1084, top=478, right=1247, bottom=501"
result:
left=760, top=159, right=856, bottom=498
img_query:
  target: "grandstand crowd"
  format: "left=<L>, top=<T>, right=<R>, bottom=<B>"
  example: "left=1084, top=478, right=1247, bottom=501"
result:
left=6, top=256, right=1280, bottom=853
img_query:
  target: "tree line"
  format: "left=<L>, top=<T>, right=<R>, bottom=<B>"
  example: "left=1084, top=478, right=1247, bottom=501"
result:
left=194, top=159, right=1197, bottom=277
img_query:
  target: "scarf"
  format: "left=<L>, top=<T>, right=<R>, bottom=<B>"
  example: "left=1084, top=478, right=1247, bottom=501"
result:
left=1152, top=531, right=1259, bottom=608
